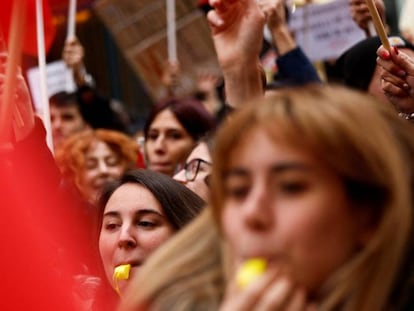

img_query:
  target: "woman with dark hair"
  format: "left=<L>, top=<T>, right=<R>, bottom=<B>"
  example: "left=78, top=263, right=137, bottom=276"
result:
left=92, top=168, right=205, bottom=310
left=143, top=97, right=215, bottom=176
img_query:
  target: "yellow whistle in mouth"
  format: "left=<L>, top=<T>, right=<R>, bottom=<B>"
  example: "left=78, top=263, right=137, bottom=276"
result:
left=114, top=264, right=131, bottom=280
left=113, top=264, right=131, bottom=296
left=236, top=258, right=267, bottom=289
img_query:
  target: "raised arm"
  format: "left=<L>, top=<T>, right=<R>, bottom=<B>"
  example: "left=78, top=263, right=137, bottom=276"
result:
left=349, top=0, right=386, bottom=37
left=258, top=0, right=295, bottom=55
left=258, top=0, right=320, bottom=85
left=207, top=0, right=265, bottom=108
left=62, top=37, right=94, bottom=87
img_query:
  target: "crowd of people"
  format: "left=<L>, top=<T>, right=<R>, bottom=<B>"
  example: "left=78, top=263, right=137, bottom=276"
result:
left=1, top=0, right=414, bottom=310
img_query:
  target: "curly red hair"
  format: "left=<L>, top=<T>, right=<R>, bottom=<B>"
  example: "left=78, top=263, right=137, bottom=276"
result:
left=55, top=129, right=139, bottom=193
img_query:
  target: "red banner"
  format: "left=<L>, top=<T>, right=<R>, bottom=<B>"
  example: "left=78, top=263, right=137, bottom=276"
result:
left=0, top=0, right=56, bottom=57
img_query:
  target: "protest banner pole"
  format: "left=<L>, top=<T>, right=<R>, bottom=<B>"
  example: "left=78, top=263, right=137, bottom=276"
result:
left=67, top=0, right=77, bottom=40
left=0, top=0, right=26, bottom=143
left=65, top=0, right=77, bottom=92
left=365, top=0, right=390, bottom=50
left=36, top=0, right=54, bottom=152
left=166, top=0, right=177, bottom=63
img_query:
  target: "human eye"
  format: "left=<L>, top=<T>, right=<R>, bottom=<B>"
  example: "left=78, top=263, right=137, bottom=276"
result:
left=228, top=186, right=250, bottom=199
left=147, top=131, right=158, bottom=141
left=106, top=156, right=121, bottom=167
left=85, top=159, right=98, bottom=170
left=136, top=216, right=159, bottom=229
left=103, top=220, right=120, bottom=231
left=137, top=221, right=156, bottom=228
left=277, top=178, right=308, bottom=195
left=61, top=113, right=75, bottom=121
left=167, top=130, right=184, bottom=140
left=198, top=162, right=211, bottom=173
left=225, top=177, right=250, bottom=200
left=187, top=160, right=199, bottom=173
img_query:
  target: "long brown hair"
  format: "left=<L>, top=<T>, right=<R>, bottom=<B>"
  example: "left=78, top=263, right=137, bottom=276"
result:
left=211, top=85, right=414, bottom=310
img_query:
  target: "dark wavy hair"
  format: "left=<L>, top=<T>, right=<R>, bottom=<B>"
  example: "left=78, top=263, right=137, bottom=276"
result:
left=144, top=97, right=215, bottom=141
left=98, top=168, right=205, bottom=231
left=93, top=168, right=205, bottom=310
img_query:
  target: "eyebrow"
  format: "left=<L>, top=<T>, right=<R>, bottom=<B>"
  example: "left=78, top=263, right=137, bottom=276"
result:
left=187, top=158, right=212, bottom=165
left=149, top=127, right=183, bottom=132
left=103, top=209, right=166, bottom=218
left=225, top=162, right=312, bottom=178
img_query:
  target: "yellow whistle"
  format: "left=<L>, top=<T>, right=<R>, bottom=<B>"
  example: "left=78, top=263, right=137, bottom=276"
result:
left=113, top=264, right=131, bottom=296
left=114, top=264, right=131, bottom=280
left=236, top=258, right=267, bottom=289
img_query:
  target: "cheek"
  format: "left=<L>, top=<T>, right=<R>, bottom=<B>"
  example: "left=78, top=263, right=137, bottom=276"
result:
left=75, top=170, right=93, bottom=193
left=144, top=142, right=153, bottom=155
left=98, top=233, right=114, bottom=267
left=79, top=170, right=96, bottom=187
left=140, top=229, right=174, bottom=254
left=108, top=165, right=125, bottom=178
left=169, top=140, right=194, bottom=159
left=221, top=205, right=241, bottom=245
left=65, top=121, right=81, bottom=133
left=99, top=230, right=115, bottom=256
left=188, top=180, right=209, bottom=201
left=280, top=201, right=361, bottom=290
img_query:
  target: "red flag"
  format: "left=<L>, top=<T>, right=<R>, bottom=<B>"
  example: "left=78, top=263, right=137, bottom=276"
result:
left=0, top=0, right=56, bottom=57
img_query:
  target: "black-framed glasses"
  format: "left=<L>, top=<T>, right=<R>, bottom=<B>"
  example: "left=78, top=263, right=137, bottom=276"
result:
left=184, top=158, right=212, bottom=182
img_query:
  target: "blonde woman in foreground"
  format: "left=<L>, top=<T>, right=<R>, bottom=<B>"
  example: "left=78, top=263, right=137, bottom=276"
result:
left=119, top=85, right=414, bottom=311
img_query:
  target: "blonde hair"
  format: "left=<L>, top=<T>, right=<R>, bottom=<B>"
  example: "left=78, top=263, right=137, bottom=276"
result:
left=55, top=129, right=139, bottom=197
left=120, top=85, right=414, bottom=311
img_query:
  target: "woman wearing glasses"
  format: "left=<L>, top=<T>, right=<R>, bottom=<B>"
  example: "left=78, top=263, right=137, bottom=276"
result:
left=173, top=134, right=214, bottom=201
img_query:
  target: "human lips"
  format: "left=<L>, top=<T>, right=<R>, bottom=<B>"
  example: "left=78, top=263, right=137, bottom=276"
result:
left=239, top=253, right=281, bottom=268
left=150, top=162, right=172, bottom=172
left=114, top=259, right=142, bottom=270
left=92, top=177, right=116, bottom=188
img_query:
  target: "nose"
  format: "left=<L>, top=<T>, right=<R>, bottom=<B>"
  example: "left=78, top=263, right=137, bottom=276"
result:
left=118, top=224, right=137, bottom=249
left=154, top=136, right=166, bottom=154
left=173, top=168, right=187, bottom=184
left=242, top=182, right=273, bottom=231
left=97, top=160, right=110, bottom=175
left=51, top=116, right=61, bottom=131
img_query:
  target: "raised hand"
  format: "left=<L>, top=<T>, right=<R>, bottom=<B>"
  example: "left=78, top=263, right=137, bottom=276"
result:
left=206, top=0, right=265, bottom=108
left=349, top=0, right=386, bottom=36
left=220, top=268, right=316, bottom=311
left=377, top=45, right=414, bottom=113
left=257, top=0, right=296, bottom=55
left=62, top=37, right=85, bottom=72
left=0, top=52, right=35, bottom=143
left=207, top=0, right=265, bottom=69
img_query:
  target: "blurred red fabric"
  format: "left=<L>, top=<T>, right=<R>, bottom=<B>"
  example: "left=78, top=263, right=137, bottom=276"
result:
left=0, top=0, right=56, bottom=57
left=0, top=119, right=96, bottom=310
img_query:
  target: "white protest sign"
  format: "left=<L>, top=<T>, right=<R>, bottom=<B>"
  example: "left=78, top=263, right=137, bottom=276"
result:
left=27, top=60, right=76, bottom=112
left=288, top=0, right=366, bottom=61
